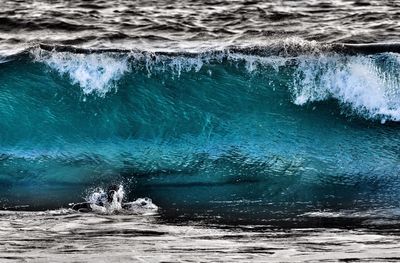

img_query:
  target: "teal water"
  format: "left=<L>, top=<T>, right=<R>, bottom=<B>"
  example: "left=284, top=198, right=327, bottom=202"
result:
left=1, top=47, right=400, bottom=224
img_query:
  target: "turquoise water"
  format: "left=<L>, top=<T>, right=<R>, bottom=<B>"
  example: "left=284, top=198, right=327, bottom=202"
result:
left=1, top=47, right=400, bottom=224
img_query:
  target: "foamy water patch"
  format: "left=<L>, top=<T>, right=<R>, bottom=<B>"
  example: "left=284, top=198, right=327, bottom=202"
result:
left=82, top=185, right=158, bottom=215
left=32, top=49, right=129, bottom=96
left=292, top=53, right=400, bottom=122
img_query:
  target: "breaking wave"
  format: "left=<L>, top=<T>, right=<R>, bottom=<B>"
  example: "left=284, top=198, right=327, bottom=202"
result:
left=24, top=42, right=400, bottom=122
left=1, top=41, right=400, bottom=219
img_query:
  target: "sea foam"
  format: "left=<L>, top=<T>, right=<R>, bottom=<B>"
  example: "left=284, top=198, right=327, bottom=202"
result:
left=293, top=54, right=400, bottom=122
left=32, top=49, right=130, bottom=96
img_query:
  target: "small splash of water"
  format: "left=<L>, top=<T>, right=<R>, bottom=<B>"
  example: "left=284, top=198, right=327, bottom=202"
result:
left=80, top=185, right=158, bottom=215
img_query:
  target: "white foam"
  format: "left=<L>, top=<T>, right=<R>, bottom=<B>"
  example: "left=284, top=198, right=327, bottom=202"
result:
left=84, top=185, right=158, bottom=215
left=123, top=198, right=159, bottom=213
left=292, top=53, right=400, bottom=122
left=32, top=49, right=129, bottom=96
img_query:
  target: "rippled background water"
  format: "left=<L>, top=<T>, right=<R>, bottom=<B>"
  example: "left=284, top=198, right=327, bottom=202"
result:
left=1, top=0, right=400, bottom=51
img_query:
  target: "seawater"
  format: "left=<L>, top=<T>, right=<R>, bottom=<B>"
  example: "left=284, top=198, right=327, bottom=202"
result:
left=0, top=44, right=400, bottom=226
left=2, top=0, right=400, bottom=261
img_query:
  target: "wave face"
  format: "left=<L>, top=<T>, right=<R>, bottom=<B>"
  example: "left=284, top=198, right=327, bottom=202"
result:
left=1, top=47, right=400, bottom=223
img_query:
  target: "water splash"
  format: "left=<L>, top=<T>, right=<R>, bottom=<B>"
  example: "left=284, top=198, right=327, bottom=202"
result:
left=83, top=185, right=158, bottom=214
left=292, top=54, right=400, bottom=122
left=32, top=48, right=130, bottom=96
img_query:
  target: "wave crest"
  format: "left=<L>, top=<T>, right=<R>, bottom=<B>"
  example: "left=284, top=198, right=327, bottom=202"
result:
left=32, top=48, right=130, bottom=96
left=24, top=44, right=400, bottom=123
left=293, top=54, right=400, bottom=122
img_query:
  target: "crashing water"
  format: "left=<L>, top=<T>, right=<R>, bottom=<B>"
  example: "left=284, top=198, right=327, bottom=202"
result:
left=78, top=185, right=158, bottom=214
left=1, top=44, right=400, bottom=226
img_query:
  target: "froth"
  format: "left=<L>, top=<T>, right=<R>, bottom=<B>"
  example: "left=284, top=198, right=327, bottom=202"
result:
left=84, top=185, right=158, bottom=214
left=292, top=53, right=400, bottom=122
left=32, top=49, right=129, bottom=96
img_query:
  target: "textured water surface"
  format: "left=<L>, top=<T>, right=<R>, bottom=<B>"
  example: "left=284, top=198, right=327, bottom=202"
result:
left=1, top=3, right=400, bottom=261
left=1, top=46, right=400, bottom=224
left=1, top=210, right=400, bottom=263
left=1, top=0, right=400, bottom=52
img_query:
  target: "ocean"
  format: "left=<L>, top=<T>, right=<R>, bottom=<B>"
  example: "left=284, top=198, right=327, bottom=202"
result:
left=1, top=0, right=400, bottom=262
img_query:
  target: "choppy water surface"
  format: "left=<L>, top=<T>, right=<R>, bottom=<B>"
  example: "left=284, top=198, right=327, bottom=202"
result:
left=1, top=0, right=400, bottom=52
